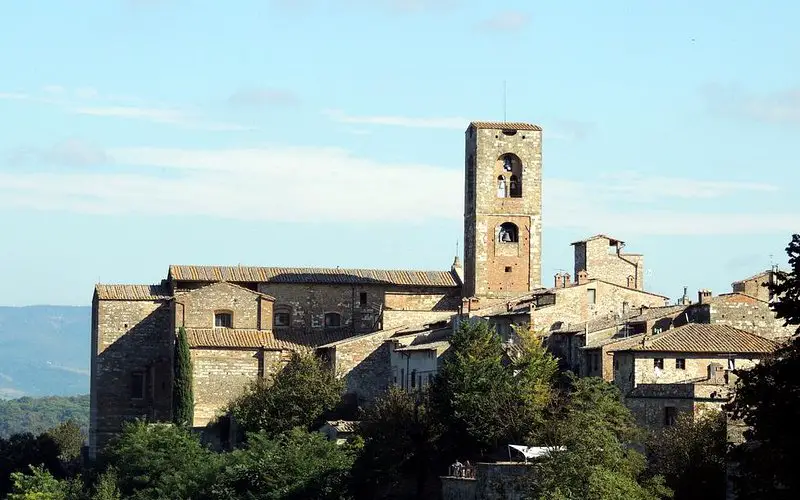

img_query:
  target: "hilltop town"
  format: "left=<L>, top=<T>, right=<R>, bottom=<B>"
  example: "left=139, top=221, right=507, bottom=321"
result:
left=90, top=120, right=793, bottom=471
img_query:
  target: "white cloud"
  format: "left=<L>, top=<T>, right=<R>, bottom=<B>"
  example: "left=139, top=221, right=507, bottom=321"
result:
left=8, top=138, right=111, bottom=167
left=0, top=144, right=794, bottom=234
left=323, top=109, right=468, bottom=130
left=477, top=11, right=530, bottom=32
left=1, top=86, right=252, bottom=132
left=703, top=84, right=800, bottom=127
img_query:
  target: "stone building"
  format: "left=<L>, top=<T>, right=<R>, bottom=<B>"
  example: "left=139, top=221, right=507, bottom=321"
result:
left=89, top=120, right=680, bottom=457
left=610, top=324, right=778, bottom=430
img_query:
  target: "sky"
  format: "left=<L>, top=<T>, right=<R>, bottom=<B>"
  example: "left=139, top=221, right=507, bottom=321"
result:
left=0, top=0, right=798, bottom=306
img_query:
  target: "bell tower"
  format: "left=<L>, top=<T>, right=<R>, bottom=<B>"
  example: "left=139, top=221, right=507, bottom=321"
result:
left=463, top=121, right=543, bottom=298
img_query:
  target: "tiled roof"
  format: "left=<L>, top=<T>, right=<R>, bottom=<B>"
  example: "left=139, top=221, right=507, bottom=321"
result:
left=95, top=284, right=171, bottom=301
left=469, top=121, right=542, bottom=131
left=395, top=340, right=451, bottom=352
left=570, top=234, right=624, bottom=245
left=323, top=420, right=358, bottom=433
left=732, top=270, right=772, bottom=284
left=174, top=281, right=276, bottom=301
left=185, top=328, right=357, bottom=350
left=169, top=265, right=459, bottom=288
left=622, top=324, right=779, bottom=354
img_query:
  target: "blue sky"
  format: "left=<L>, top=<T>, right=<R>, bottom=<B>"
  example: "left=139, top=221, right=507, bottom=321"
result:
left=0, top=0, right=798, bottom=306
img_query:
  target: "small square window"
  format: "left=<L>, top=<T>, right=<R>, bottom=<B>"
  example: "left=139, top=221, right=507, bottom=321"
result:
left=587, top=289, right=597, bottom=305
left=274, top=312, right=290, bottom=327
left=214, top=312, right=232, bottom=328
left=504, top=266, right=513, bottom=273
left=654, top=358, right=664, bottom=369
left=676, top=358, right=686, bottom=370
left=359, top=292, right=367, bottom=306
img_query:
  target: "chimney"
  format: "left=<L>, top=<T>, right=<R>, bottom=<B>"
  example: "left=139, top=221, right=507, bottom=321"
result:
left=563, top=273, right=572, bottom=287
left=698, top=289, right=712, bottom=304
left=577, top=269, right=589, bottom=285
left=554, top=273, right=564, bottom=288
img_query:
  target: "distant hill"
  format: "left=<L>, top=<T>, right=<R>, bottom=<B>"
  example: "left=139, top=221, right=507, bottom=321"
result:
left=0, top=306, right=90, bottom=398
left=0, top=394, right=89, bottom=438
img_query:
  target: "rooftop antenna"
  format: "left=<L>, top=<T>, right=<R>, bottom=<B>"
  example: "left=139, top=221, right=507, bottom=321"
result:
left=455, top=240, right=459, bottom=259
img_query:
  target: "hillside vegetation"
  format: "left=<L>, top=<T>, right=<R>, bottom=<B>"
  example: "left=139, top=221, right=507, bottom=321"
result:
left=0, top=395, right=89, bottom=438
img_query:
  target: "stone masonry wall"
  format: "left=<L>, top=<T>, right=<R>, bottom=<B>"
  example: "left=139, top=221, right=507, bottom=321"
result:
left=633, top=352, right=758, bottom=386
left=190, top=348, right=285, bottom=427
left=174, top=281, right=268, bottom=330
left=91, top=298, right=172, bottom=457
left=383, top=310, right=455, bottom=330
left=531, top=281, right=666, bottom=333
left=331, top=329, right=398, bottom=405
left=708, top=297, right=794, bottom=340
left=464, top=125, right=542, bottom=298
left=575, top=238, right=644, bottom=290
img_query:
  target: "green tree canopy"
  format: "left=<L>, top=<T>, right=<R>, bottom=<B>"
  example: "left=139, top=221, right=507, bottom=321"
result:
left=211, top=428, right=357, bottom=500
left=430, top=320, right=558, bottom=459
left=103, top=421, right=219, bottom=500
left=646, top=412, right=727, bottom=500
left=531, top=376, right=670, bottom=500
left=172, top=326, right=194, bottom=427
left=229, top=352, right=344, bottom=437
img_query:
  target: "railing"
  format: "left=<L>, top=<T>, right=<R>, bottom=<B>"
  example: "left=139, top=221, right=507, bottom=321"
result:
left=447, top=464, right=477, bottom=479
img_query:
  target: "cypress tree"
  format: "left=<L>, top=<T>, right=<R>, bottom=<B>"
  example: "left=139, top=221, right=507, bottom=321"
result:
left=172, top=326, right=194, bottom=427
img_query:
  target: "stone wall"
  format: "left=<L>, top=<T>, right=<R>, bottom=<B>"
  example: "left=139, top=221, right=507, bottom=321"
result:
left=573, top=237, right=644, bottom=290
left=90, top=298, right=172, bottom=457
left=705, top=296, right=794, bottom=340
left=190, top=348, right=286, bottom=427
left=327, top=330, right=398, bottom=405
left=441, top=477, right=477, bottom=500
left=174, top=281, right=270, bottom=330
left=732, top=272, right=773, bottom=302
left=383, top=309, right=455, bottom=330
left=531, top=281, right=667, bottom=332
left=464, top=125, right=543, bottom=298
left=475, top=462, right=533, bottom=500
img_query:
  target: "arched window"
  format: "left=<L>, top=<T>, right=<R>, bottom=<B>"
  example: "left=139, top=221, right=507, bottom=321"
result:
left=509, top=175, right=521, bottom=198
left=214, top=311, right=233, bottom=328
left=498, top=222, right=519, bottom=243
left=503, top=156, right=513, bottom=172
left=497, top=176, right=506, bottom=198
left=324, top=312, right=341, bottom=328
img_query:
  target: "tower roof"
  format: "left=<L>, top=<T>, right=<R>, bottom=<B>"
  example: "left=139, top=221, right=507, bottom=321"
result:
left=570, top=234, right=625, bottom=246
left=468, top=121, right=542, bottom=131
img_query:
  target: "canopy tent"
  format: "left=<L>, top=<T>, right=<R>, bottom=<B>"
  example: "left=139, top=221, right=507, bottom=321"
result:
left=507, top=445, right=566, bottom=463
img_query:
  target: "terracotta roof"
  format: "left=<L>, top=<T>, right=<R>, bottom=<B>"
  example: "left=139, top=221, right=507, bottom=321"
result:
left=620, top=324, right=779, bottom=354
left=185, top=328, right=357, bottom=350
left=570, top=234, right=624, bottom=245
left=469, top=121, right=542, bottom=131
left=95, top=284, right=171, bottom=301
left=169, top=265, right=459, bottom=288
left=323, top=420, right=358, bottom=433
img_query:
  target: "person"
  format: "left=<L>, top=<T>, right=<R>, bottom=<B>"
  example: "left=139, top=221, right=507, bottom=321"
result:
left=452, top=459, right=463, bottom=477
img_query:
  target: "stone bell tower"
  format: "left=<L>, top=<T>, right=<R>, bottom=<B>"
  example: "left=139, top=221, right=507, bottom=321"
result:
left=463, top=121, right=543, bottom=298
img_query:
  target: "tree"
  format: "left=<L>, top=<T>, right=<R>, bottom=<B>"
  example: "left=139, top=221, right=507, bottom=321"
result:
left=646, top=412, right=727, bottom=500
left=45, top=419, right=85, bottom=464
left=725, top=234, right=800, bottom=499
left=530, top=376, right=671, bottom=500
left=230, top=352, right=344, bottom=437
left=7, top=465, right=82, bottom=500
left=0, top=432, right=64, bottom=497
left=103, top=421, right=219, bottom=500
left=430, top=321, right=557, bottom=459
left=211, top=428, right=357, bottom=500
left=172, top=326, right=194, bottom=427
left=350, top=387, right=437, bottom=499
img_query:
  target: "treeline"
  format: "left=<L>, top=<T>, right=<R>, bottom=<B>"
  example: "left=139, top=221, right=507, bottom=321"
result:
left=0, top=322, right=724, bottom=500
left=0, top=395, right=89, bottom=438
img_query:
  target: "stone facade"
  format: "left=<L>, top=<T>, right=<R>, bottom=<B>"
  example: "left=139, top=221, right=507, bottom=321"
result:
left=441, top=462, right=533, bottom=500
left=463, top=123, right=543, bottom=298
left=90, top=289, right=173, bottom=458
left=731, top=269, right=776, bottom=302
left=572, top=235, right=645, bottom=290
left=686, top=293, right=794, bottom=340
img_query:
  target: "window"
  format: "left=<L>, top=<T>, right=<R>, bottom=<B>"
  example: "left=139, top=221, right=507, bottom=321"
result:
left=497, top=176, right=507, bottom=198
left=614, top=358, right=619, bottom=371
left=131, top=372, right=145, bottom=400
left=498, top=222, right=519, bottom=243
left=654, top=358, right=664, bottom=369
left=587, top=288, right=597, bottom=305
left=274, top=311, right=291, bottom=327
left=214, top=312, right=232, bottom=328
left=676, top=358, right=686, bottom=370
left=411, top=370, right=417, bottom=388
left=324, top=312, right=341, bottom=328
left=400, top=369, right=405, bottom=389
left=728, top=358, right=736, bottom=370
left=359, top=292, right=367, bottom=306
left=509, top=175, right=521, bottom=197
left=503, top=156, right=513, bottom=171
left=590, top=353, right=599, bottom=372
left=664, top=406, right=678, bottom=427
left=504, top=266, right=512, bottom=273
